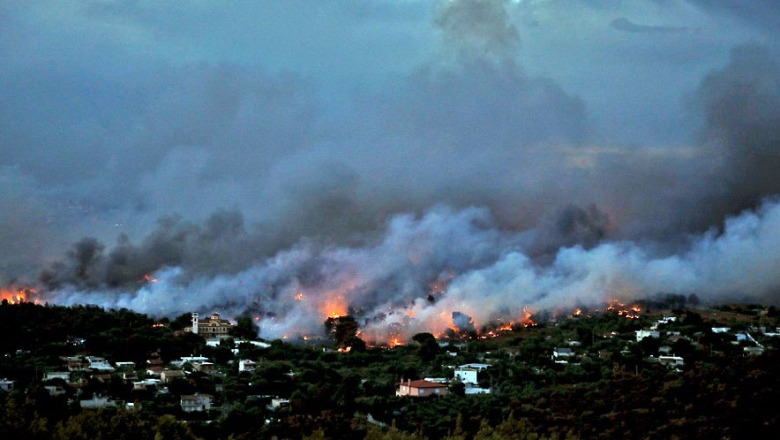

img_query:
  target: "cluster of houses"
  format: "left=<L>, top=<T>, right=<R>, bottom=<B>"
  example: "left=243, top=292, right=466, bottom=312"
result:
left=2, top=308, right=778, bottom=417
left=34, top=352, right=221, bottom=411
left=546, top=315, right=776, bottom=373
left=29, top=310, right=288, bottom=413
left=396, top=363, right=492, bottom=397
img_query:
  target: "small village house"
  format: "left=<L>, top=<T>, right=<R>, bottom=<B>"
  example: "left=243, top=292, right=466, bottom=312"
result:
left=396, top=379, right=448, bottom=397
left=181, top=393, right=213, bottom=412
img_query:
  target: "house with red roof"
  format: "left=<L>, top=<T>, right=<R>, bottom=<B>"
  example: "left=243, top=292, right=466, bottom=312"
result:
left=396, top=379, right=448, bottom=397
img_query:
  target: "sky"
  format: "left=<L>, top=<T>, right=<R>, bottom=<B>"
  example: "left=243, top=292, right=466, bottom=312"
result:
left=2, top=1, right=779, bottom=339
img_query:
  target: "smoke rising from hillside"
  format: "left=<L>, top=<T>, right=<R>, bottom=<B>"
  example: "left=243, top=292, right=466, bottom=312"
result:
left=2, top=1, right=780, bottom=339
left=49, top=198, right=780, bottom=340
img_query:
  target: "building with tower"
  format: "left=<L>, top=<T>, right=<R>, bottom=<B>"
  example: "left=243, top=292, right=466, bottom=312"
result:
left=185, top=312, right=232, bottom=340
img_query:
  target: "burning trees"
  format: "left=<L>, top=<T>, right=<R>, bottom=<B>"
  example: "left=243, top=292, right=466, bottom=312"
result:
left=324, top=315, right=365, bottom=351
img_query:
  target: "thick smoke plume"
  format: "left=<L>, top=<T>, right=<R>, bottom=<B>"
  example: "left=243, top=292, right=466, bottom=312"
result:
left=2, top=1, right=780, bottom=341
left=48, top=199, right=780, bottom=341
left=435, top=0, right=520, bottom=61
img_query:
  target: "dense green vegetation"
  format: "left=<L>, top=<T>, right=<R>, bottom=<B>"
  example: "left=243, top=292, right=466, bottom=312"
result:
left=0, top=299, right=778, bottom=439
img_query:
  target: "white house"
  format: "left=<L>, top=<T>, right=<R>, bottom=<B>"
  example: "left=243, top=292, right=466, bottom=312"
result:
left=454, top=363, right=491, bottom=385
left=270, top=398, right=291, bottom=410
left=422, top=377, right=449, bottom=384
left=133, top=378, right=161, bottom=390
left=652, top=316, right=678, bottom=329
left=44, top=385, right=65, bottom=396
left=160, top=369, right=186, bottom=383
left=552, top=347, right=574, bottom=363
left=80, top=395, right=117, bottom=409
left=44, top=371, right=71, bottom=381
left=658, top=355, right=685, bottom=368
left=454, top=367, right=479, bottom=385
left=464, top=383, right=491, bottom=395
left=172, top=356, right=210, bottom=367
left=458, top=363, right=491, bottom=370
left=239, top=359, right=257, bottom=373
left=180, top=393, right=213, bottom=412
left=114, top=361, right=135, bottom=370
left=0, top=378, right=14, bottom=392
left=86, top=356, right=115, bottom=372
left=635, top=330, right=660, bottom=342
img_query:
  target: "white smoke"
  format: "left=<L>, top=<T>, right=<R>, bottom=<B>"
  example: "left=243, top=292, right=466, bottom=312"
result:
left=49, top=198, right=780, bottom=341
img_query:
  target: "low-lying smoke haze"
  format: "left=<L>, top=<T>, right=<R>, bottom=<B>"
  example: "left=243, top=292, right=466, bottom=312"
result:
left=2, top=1, right=779, bottom=340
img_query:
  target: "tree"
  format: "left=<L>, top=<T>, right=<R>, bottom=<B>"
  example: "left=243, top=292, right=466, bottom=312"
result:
left=412, top=333, right=440, bottom=362
left=324, top=316, right=361, bottom=348
left=171, top=313, right=194, bottom=331
left=449, top=380, right=465, bottom=397
left=230, top=315, right=259, bottom=340
left=154, top=414, right=200, bottom=440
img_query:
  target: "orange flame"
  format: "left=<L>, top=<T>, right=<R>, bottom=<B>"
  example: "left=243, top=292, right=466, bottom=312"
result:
left=520, top=307, right=538, bottom=327
left=606, top=298, right=641, bottom=319
left=323, top=296, right=348, bottom=318
left=143, top=274, right=158, bottom=283
left=0, top=287, right=39, bottom=305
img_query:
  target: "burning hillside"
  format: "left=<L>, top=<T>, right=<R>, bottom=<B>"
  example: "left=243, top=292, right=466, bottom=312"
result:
left=0, top=287, right=40, bottom=305
left=0, top=0, right=778, bottom=349
left=24, top=197, right=780, bottom=343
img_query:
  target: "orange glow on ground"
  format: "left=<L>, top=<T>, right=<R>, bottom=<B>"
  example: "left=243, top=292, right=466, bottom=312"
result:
left=605, top=298, right=642, bottom=319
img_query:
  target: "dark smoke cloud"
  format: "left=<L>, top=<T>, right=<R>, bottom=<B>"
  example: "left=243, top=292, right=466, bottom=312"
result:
left=0, top=168, right=53, bottom=284
left=530, top=204, right=610, bottom=259
left=693, top=44, right=780, bottom=226
left=49, top=199, right=780, bottom=342
left=451, top=311, right=476, bottom=333
left=434, top=0, right=520, bottom=60
left=2, top=1, right=780, bottom=340
left=39, top=209, right=268, bottom=290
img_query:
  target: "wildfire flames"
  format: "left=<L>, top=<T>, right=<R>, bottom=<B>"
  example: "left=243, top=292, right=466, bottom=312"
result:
left=0, top=287, right=40, bottom=304
left=323, top=296, right=348, bottom=319
left=606, top=298, right=642, bottom=319
left=373, top=298, right=646, bottom=347
left=520, top=307, right=538, bottom=327
left=1, top=277, right=644, bottom=349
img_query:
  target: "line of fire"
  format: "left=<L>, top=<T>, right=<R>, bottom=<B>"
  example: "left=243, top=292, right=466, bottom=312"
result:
left=3, top=280, right=646, bottom=353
